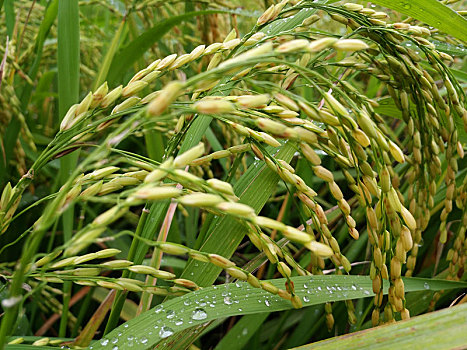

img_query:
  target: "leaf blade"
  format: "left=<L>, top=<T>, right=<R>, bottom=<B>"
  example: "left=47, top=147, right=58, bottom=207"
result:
left=91, top=276, right=467, bottom=349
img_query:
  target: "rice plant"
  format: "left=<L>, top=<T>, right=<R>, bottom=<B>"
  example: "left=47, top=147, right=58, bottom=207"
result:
left=0, top=0, right=466, bottom=349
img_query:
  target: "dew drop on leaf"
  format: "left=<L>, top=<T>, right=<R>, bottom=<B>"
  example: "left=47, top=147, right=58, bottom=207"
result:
left=166, top=310, right=175, bottom=319
left=140, top=337, right=148, bottom=344
left=424, top=282, right=430, bottom=290
left=224, top=297, right=233, bottom=305
left=159, top=326, right=174, bottom=339
left=154, top=305, right=164, bottom=313
left=100, top=339, right=109, bottom=346
left=303, top=296, right=310, bottom=303
left=192, top=308, right=208, bottom=320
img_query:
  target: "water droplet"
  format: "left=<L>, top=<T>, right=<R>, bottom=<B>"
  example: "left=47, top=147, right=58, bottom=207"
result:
left=140, top=337, right=148, bottom=344
left=351, top=284, right=358, bottom=291
left=192, top=308, right=208, bottom=320
left=166, top=310, right=175, bottom=319
left=264, top=299, right=270, bottom=307
left=235, top=282, right=241, bottom=288
left=224, top=297, right=233, bottom=305
left=363, top=290, right=370, bottom=295
left=111, top=337, right=118, bottom=344
left=155, top=305, right=164, bottom=313
left=400, top=2, right=411, bottom=10
left=183, top=300, right=191, bottom=306
left=317, top=286, right=322, bottom=291
left=303, top=296, right=310, bottom=302
left=159, top=326, right=174, bottom=339
left=418, top=238, right=424, bottom=247
left=100, top=339, right=109, bottom=346
left=175, top=319, right=184, bottom=326
left=112, top=347, right=118, bottom=350
left=242, top=328, right=248, bottom=336
left=124, top=324, right=129, bottom=328
left=424, top=282, right=430, bottom=290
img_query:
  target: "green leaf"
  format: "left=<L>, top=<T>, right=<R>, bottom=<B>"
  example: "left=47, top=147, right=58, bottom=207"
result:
left=368, top=0, right=467, bottom=42
left=431, top=40, right=467, bottom=57
left=106, top=10, right=228, bottom=85
left=92, top=276, right=467, bottom=349
left=5, top=346, right=55, bottom=350
left=214, top=313, right=270, bottom=350
left=57, top=0, right=80, bottom=338
left=93, top=18, right=126, bottom=90
left=291, top=302, right=467, bottom=350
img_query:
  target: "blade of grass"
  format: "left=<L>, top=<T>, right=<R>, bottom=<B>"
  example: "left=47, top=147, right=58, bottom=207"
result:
left=92, top=17, right=126, bottom=90
left=72, top=290, right=116, bottom=348
left=3, top=0, right=14, bottom=37
left=106, top=9, right=230, bottom=85
left=213, top=313, right=270, bottom=350
left=92, top=276, right=467, bottom=349
left=57, top=0, right=80, bottom=338
left=292, top=302, right=467, bottom=350
left=368, top=0, right=467, bottom=42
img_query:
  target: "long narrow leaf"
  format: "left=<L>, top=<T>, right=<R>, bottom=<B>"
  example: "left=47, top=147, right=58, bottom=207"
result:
left=369, top=0, right=467, bottom=42
left=292, top=302, right=467, bottom=350
left=91, top=276, right=467, bottom=349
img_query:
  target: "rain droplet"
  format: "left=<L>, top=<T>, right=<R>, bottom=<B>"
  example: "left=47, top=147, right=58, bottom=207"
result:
left=224, top=297, right=233, bottom=305
left=140, top=337, right=148, bottom=344
left=155, top=305, right=164, bottom=313
left=242, top=328, right=248, bottom=336
left=175, top=319, right=184, bottom=326
left=100, top=339, right=109, bottom=346
left=424, top=282, right=430, bottom=290
left=159, top=326, right=174, bottom=339
left=351, top=284, right=358, bottom=291
left=191, top=308, right=208, bottom=320
left=264, top=299, right=270, bottom=307
left=166, top=310, right=175, bottom=319
left=111, top=337, right=118, bottom=344
left=303, top=296, right=310, bottom=302
left=183, top=300, right=191, bottom=306
left=112, top=347, right=118, bottom=350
